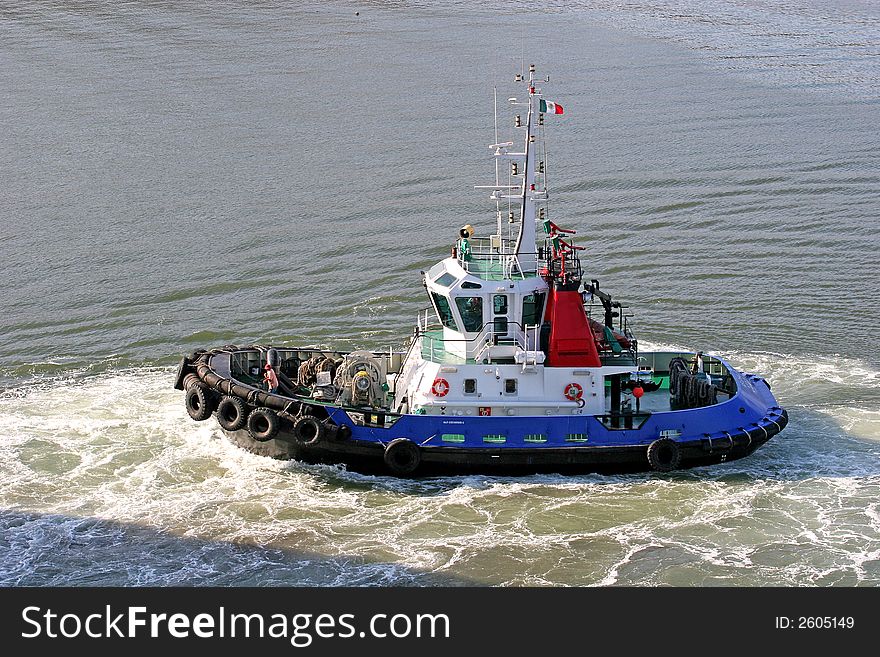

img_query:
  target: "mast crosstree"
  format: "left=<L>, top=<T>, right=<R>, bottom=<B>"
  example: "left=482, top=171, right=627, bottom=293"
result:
left=478, top=64, right=560, bottom=277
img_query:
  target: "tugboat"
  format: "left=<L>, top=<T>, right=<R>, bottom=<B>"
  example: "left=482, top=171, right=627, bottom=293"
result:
left=174, top=66, right=787, bottom=476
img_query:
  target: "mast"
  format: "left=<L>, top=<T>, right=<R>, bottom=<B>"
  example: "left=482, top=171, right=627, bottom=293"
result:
left=494, top=85, right=502, bottom=239
left=477, top=64, right=555, bottom=277
left=514, top=64, right=539, bottom=273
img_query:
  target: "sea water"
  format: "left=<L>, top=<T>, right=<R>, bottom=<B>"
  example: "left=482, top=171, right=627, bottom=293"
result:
left=0, top=1, right=878, bottom=586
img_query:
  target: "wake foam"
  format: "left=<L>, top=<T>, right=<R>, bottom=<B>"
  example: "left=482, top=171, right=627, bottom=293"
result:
left=0, top=358, right=877, bottom=586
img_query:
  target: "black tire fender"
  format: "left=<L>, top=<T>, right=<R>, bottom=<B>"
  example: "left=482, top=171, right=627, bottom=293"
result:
left=185, top=383, right=215, bottom=421
left=247, top=408, right=280, bottom=442
left=384, top=438, right=421, bottom=476
left=216, top=395, right=248, bottom=432
left=182, top=373, right=201, bottom=391
left=647, top=437, right=681, bottom=472
left=173, top=357, right=189, bottom=390
left=292, top=415, right=324, bottom=447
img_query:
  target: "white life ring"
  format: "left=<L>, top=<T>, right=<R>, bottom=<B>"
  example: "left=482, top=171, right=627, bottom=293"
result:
left=431, top=378, right=450, bottom=397
left=564, top=382, right=583, bottom=401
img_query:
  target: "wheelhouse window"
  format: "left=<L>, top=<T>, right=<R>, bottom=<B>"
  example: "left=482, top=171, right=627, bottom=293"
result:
left=435, top=272, right=457, bottom=287
left=455, top=296, right=484, bottom=332
left=493, top=295, right=508, bottom=315
left=430, top=292, right=458, bottom=330
left=522, top=292, right=546, bottom=327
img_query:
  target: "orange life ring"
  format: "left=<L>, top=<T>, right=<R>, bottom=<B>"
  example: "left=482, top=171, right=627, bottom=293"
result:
left=564, top=382, right=583, bottom=401
left=431, top=378, right=450, bottom=397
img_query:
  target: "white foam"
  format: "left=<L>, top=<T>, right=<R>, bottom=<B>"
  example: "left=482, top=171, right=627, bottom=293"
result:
left=0, top=363, right=878, bottom=586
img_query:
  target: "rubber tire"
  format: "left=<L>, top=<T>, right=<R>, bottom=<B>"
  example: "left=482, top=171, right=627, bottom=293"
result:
left=247, top=408, right=280, bottom=442
left=182, top=373, right=200, bottom=391
left=292, top=415, right=324, bottom=447
left=216, top=395, right=248, bottom=432
left=647, top=438, right=681, bottom=472
left=384, top=438, right=421, bottom=476
left=185, top=383, right=215, bottom=421
left=173, top=356, right=189, bottom=390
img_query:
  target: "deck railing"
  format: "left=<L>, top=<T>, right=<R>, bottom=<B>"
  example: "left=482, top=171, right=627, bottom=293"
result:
left=455, top=238, right=543, bottom=280
left=415, top=312, right=541, bottom=365
left=415, top=303, right=642, bottom=366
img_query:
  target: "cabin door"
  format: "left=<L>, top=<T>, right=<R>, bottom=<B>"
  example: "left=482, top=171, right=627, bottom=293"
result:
left=492, top=294, right=510, bottom=342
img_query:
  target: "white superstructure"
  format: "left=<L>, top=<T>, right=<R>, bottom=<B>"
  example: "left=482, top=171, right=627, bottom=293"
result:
left=391, top=66, right=639, bottom=420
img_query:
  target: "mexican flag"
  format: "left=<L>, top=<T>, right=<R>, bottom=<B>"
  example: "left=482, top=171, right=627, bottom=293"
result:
left=539, top=99, right=564, bottom=115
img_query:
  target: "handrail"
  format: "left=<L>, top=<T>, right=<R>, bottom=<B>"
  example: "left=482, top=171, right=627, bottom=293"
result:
left=416, top=317, right=534, bottom=345
left=417, top=309, right=632, bottom=355
left=416, top=313, right=546, bottom=364
left=455, top=247, right=546, bottom=279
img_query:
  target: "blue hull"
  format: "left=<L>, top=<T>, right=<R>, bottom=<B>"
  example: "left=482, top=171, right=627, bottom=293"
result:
left=329, top=357, right=782, bottom=451
left=196, top=353, right=787, bottom=475
left=178, top=354, right=788, bottom=476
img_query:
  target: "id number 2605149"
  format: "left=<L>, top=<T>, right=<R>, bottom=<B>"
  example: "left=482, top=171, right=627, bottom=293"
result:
left=775, top=617, right=854, bottom=630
